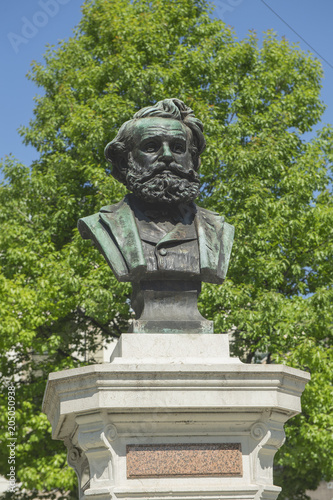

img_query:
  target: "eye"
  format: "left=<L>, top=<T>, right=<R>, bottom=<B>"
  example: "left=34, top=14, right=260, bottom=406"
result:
left=143, top=142, right=158, bottom=153
left=173, top=142, right=186, bottom=154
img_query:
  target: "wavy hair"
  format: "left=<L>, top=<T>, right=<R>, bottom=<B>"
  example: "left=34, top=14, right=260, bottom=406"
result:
left=104, top=98, right=206, bottom=185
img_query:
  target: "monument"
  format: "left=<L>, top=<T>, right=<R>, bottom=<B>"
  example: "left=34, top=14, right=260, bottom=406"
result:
left=43, top=99, right=310, bottom=500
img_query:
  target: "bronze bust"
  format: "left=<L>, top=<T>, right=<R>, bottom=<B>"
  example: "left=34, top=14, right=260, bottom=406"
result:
left=78, top=99, right=234, bottom=333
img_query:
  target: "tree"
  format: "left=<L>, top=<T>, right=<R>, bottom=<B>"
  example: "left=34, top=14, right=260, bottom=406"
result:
left=0, top=0, right=332, bottom=498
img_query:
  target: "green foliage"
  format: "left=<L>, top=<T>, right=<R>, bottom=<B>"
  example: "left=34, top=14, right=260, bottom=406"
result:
left=0, top=0, right=332, bottom=498
left=274, top=341, right=333, bottom=497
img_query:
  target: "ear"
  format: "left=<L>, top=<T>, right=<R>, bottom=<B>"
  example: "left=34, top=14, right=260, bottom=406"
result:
left=104, top=143, right=113, bottom=162
left=105, top=142, right=129, bottom=184
left=116, top=154, right=129, bottom=180
left=190, top=145, right=200, bottom=171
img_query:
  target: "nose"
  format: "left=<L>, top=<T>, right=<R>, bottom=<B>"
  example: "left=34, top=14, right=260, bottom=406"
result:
left=159, top=142, right=173, bottom=163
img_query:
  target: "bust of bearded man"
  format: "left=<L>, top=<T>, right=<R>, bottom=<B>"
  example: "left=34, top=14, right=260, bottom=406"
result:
left=78, top=98, right=234, bottom=334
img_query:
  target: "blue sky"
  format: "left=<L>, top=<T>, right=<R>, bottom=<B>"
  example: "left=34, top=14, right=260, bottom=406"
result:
left=1, top=0, right=333, bottom=169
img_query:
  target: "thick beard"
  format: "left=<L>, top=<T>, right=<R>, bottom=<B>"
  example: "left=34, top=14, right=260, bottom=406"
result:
left=126, top=155, right=200, bottom=205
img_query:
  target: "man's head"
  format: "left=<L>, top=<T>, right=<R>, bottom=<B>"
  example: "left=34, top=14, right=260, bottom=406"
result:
left=104, top=99, right=206, bottom=205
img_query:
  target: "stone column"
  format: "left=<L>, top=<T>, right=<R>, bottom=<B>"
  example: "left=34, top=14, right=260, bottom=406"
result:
left=43, top=334, right=310, bottom=500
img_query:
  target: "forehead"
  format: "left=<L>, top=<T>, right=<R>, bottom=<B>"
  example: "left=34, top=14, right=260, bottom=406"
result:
left=132, top=117, right=189, bottom=142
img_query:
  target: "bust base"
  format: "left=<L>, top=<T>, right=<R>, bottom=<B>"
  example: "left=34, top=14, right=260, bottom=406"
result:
left=130, top=281, right=213, bottom=333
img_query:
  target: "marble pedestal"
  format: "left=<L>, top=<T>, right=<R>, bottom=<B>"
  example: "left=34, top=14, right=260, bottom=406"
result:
left=43, top=334, right=310, bottom=500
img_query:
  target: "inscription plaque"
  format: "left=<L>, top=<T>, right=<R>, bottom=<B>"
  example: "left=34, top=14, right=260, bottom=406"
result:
left=126, top=443, right=242, bottom=478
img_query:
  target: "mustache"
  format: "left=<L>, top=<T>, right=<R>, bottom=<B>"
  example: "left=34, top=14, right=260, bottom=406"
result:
left=137, top=162, right=199, bottom=184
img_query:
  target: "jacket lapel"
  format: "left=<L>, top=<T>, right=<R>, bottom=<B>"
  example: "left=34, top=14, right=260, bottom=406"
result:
left=196, top=207, right=234, bottom=283
left=156, top=222, right=197, bottom=248
left=136, top=219, right=167, bottom=244
left=100, top=196, right=146, bottom=273
left=196, top=208, right=223, bottom=281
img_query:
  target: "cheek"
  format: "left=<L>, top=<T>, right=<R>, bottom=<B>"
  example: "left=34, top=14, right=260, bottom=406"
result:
left=130, top=152, right=156, bottom=174
left=176, top=152, right=193, bottom=166
left=131, top=151, right=145, bottom=168
left=138, top=153, right=156, bottom=168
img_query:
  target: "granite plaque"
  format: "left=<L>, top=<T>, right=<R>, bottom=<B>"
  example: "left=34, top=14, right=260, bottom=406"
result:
left=126, top=443, right=242, bottom=478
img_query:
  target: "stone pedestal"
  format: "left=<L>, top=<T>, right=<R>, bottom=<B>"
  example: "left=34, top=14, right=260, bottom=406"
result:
left=43, top=334, right=310, bottom=500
